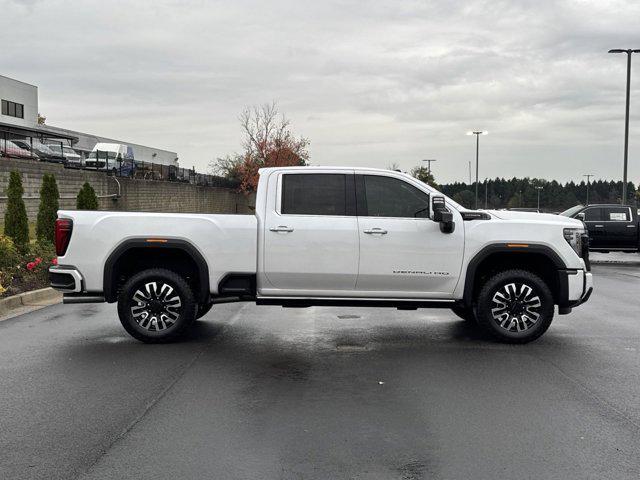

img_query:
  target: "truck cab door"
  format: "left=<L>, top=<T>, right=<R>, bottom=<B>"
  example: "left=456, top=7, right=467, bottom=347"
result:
left=260, top=172, right=359, bottom=295
left=602, top=206, right=637, bottom=249
left=354, top=174, right=464, bottom=298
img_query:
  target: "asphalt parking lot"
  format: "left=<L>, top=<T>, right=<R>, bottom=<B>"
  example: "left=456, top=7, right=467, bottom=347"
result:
left=1, top=264, right=639, bottom=480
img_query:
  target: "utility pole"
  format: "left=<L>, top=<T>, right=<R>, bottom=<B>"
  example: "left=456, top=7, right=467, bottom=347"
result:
left=421, top=159, right=437, bottom=175
left=535, top=186, right=543, bottom=211
left=467, top=131, right=488, bottom=209
left=608, top=48, right=640, bottom=205
left=583, top=174, right=594, bottom=205
left=484, top=179, right=488, bottom=209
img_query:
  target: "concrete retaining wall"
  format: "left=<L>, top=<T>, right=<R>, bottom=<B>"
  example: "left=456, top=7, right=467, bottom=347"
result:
left=0, top=157, right=254, bottom=220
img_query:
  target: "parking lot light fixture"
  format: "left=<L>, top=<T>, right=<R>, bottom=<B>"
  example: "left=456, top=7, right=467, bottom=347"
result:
left=608, top=49, right=640, bottom=205
left=466, top=131, right=488, bottom=209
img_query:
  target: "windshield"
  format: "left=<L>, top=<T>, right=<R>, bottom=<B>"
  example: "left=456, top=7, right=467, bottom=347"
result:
left=560, top=205, right=584, bottom=217
left=48, top=145, right=63, bottom=154
left=88, top=151, right=117, bottom=159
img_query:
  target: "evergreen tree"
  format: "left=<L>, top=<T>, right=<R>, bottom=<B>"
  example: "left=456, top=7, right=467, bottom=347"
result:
left=36, top=174, right=59, bottom=243
left=3, top=171, right=29, bottom=251
left=76, top=182, right=99, bottom=210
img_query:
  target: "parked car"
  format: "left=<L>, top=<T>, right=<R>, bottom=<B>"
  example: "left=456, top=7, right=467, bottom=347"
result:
left=50, top=166, right=593, bottom=345
left=560, top=204, right=640, bottom=252
left=1, top=140, right=35, bottom=158
left=10, top=139, right=65, bottom=163
left=46, top=143, right=83, bottom=167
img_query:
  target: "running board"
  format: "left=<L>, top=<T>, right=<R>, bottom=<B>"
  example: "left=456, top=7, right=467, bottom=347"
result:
left=255, top=298, right=455, bottom=309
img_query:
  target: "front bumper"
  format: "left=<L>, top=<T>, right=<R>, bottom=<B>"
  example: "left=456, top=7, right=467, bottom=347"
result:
left=558, top=269, right=593, bottom=313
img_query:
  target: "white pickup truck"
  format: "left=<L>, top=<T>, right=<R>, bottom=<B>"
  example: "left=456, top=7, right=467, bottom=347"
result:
left=50, top=166, right=593, bottom=344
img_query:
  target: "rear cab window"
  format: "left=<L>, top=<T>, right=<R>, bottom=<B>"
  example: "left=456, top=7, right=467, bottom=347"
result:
left=281, top=173, right=354, bottom=216
left=603, top=207, right=631, bottom=222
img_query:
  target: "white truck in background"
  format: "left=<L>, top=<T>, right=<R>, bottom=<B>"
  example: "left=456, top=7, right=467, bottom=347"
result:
left=49, top=166, right=593, bottom=344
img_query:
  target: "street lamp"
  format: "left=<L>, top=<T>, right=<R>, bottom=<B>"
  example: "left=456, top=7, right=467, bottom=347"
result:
left=535, top=186, right=543, bottom=211
left=583, top=174, right=594, bottom=205
left=608, top=48, right=640, bottom=205
left=421, top=159, right=437, bottom=175
left=466, top=131, right=488, bottom=209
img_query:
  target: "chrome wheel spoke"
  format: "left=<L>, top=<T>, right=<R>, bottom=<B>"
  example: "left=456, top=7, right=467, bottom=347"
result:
left=490, top=281, right=542, bottom=333
left=130, top=280, right=182, bottom=331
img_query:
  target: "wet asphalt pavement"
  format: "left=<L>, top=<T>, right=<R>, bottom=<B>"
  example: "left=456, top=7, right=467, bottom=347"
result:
left=1, top=264, right=639, bottom=480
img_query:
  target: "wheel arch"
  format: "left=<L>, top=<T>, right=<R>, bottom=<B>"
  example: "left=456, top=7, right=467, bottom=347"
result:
left=463, top=244, right=566, bottom=308
left=103, top=238, right=210, bottom=304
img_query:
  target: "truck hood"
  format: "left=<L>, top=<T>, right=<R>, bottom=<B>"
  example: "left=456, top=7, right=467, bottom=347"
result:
left=486, top=210, right=584, bottom=227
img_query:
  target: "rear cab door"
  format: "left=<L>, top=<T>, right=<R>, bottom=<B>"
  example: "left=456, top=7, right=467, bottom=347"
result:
left=601, top=206, right=637, bottom=249
left=259, top=169, right=360, bottom=296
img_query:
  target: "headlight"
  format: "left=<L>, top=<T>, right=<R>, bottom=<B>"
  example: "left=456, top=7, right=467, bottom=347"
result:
left=563, top=227, right=586, bottom=256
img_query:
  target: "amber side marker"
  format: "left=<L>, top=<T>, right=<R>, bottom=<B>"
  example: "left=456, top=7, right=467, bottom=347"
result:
left=146, top=239, right=168, bottom=243
left=507, top=243, right=529, bottom=248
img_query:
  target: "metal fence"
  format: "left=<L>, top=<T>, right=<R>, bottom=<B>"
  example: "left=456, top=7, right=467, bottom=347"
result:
left=0, top=131, right=238, bottom=189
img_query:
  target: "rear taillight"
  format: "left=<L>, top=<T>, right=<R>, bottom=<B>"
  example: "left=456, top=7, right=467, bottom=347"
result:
left=55, top=218, right=73, bottom=256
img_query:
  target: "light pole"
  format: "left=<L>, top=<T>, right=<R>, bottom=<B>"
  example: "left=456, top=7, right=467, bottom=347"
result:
left=467, top=131, right=488, bottom=209
left=609, top=48, right=640, bottom=205
left=421, top=159, right=437, bottom=176
left=583, top=174, right=594, bottom=205
left=535, top=186, right=543, bottom=211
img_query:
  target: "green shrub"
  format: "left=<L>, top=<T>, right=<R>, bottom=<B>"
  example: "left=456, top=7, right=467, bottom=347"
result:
left=36, top=174, right=59, bottom=243
left=3, top=171, right=29, bottom=251
left=77, top=182, right=98, bottom=210
left=0, top=234, right=20, bottom=296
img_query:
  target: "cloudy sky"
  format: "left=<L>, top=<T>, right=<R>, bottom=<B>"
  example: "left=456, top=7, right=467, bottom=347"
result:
left=2, top=0, right=640, bottom=183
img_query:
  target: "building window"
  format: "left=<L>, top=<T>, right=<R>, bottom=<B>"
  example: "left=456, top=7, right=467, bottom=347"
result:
left=1, top=99, right=24, bottom=119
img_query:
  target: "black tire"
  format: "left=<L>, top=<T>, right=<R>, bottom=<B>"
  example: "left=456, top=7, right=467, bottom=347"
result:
left=451, top=305, right=476, bottom=324
left=117, top=268, right=197, bottom=343
left=195, top=301, right=214, bottom=320
left=475, top=269, right=554, bottom=344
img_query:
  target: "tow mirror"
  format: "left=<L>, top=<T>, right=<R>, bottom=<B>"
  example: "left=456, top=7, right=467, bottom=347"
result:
left=431, top=196, right=455, bottom=234
left=576, top=212, right=586, bottom=221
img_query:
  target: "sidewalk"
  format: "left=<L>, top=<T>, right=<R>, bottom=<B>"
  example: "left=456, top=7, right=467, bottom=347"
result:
left=590, top=251, right=640, bottom=266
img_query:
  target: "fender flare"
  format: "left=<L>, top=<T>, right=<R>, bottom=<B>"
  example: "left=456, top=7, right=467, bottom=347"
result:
left=103, top=238, right=210, bottom=303
left=462, top=243, right=566, bottom=307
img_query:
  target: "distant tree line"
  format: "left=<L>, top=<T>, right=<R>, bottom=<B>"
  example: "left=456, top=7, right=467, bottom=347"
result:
left=437, top=178, right=639, bottom=212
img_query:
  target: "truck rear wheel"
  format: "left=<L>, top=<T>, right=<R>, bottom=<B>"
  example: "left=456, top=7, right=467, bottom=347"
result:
left=475, top=269, right=554, bottom=344
left=117, top=268, right=197, bottom=343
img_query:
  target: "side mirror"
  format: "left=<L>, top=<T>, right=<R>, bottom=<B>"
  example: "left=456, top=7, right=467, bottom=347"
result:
left=576, top=212, right=586, bottom=221
left=431, top=195, right=455, bottom=234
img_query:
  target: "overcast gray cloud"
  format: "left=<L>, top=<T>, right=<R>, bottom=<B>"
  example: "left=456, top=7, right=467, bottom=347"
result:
left=1, top=0, right=639, bottom=183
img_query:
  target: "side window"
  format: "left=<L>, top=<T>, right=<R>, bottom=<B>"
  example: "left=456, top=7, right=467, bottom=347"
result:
left=604, top=207, right=630, bottom=222
left=281, top=174, right=347, bottom=216
left=362, top=175, right=430, bottom=218
left=583, top=208, right=602, bottom=221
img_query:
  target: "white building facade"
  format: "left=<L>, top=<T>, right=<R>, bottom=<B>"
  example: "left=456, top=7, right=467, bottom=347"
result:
left=1, top=74, right=178, bottom=166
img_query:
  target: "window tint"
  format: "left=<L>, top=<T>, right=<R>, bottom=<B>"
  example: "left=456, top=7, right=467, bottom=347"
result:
left=362, top=175, right=430, bottom=218
left=1, top=99, right=24, bottom=118
left=1, top=100, right=7, bottom=115
left=282, top=174, right=347, bottom=216
left=583, top=208, right=602, bottom=221
left=604, top=207, right=630, bottom=221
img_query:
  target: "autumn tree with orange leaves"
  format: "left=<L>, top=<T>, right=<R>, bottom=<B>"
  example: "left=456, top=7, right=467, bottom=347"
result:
left=211, top=102, right=309, bottom=193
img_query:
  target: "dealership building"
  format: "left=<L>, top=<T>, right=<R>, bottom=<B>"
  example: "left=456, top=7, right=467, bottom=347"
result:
left=0, top=74, right=178, bottom=165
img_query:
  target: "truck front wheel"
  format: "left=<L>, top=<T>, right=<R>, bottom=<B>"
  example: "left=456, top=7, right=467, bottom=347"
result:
left=475, top=269, right=554, bottom=344
left=117, top=268, right=197, bottom=343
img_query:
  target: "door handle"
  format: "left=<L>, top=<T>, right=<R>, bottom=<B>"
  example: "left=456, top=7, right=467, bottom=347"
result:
left=626, top=225, right=636, bottom=228
left=363, top=228, right=388, bottom=235
left=594, top=225, right=604, bottom=228
left=269, top=226, right=294, bottom=233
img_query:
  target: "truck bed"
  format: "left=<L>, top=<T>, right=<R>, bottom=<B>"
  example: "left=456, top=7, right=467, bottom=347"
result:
left=57, top=210, right=257, bottom=294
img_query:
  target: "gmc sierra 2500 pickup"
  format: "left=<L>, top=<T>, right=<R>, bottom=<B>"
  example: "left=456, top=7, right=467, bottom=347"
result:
left=49, top=167, right=593, bottom=344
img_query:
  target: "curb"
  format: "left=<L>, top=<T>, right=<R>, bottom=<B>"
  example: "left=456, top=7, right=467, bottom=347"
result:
left=0, top=287, right=62, bottom=317
left=591, top=260, right=640, bottom=266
